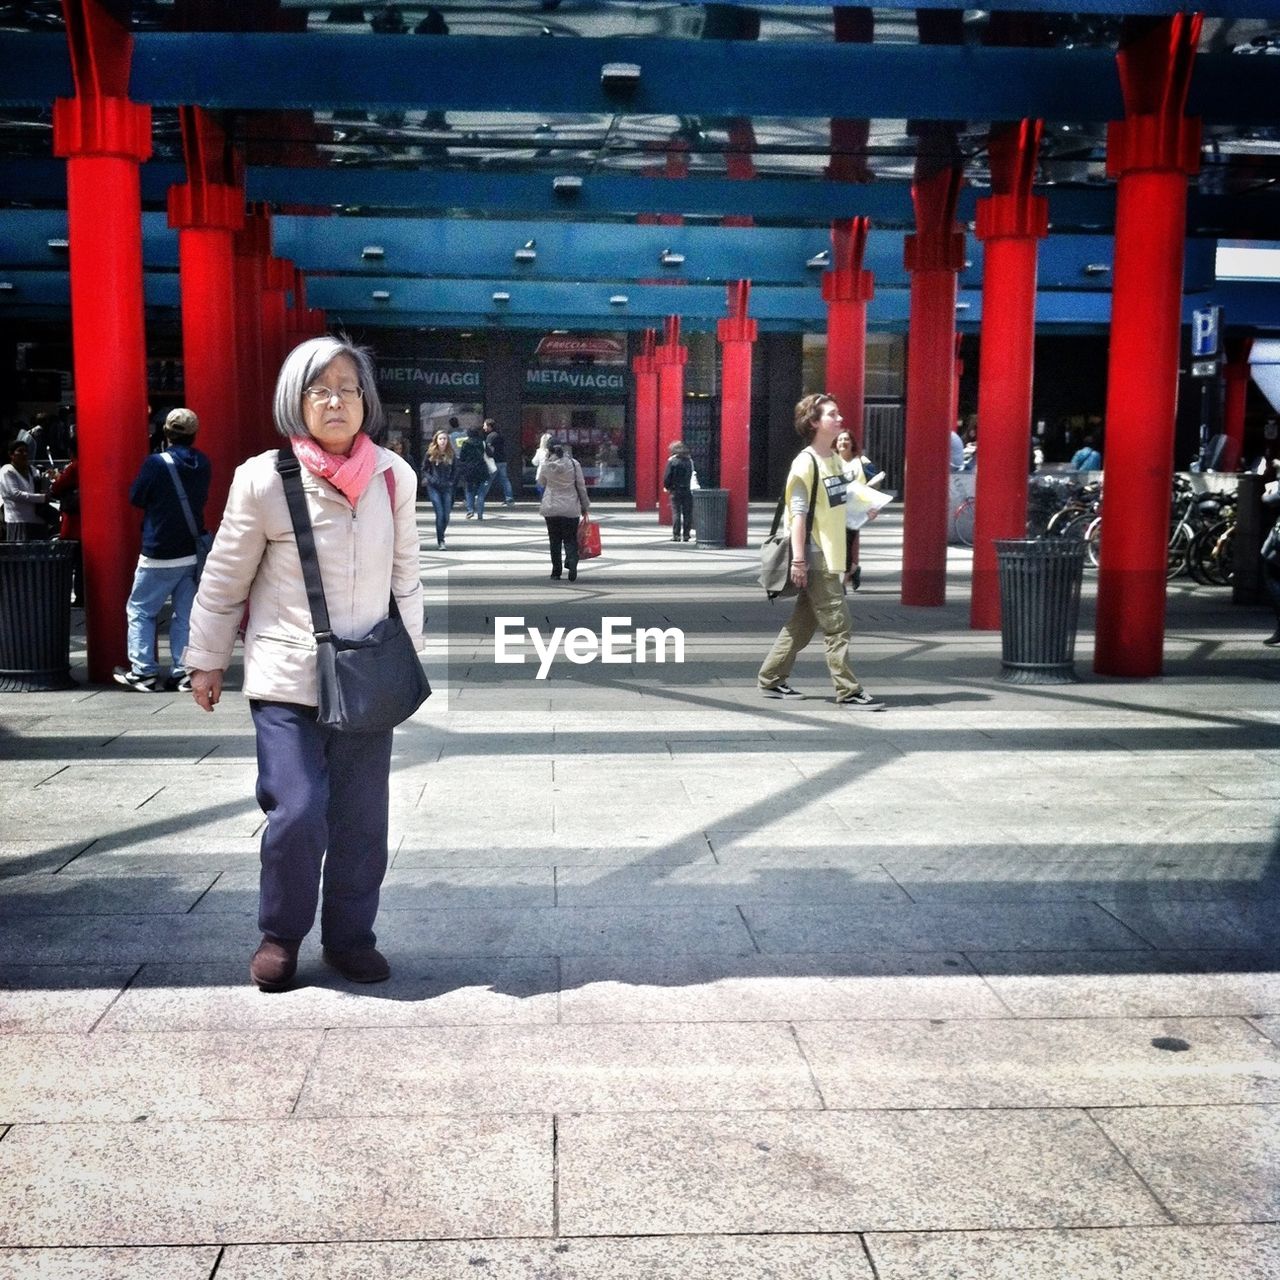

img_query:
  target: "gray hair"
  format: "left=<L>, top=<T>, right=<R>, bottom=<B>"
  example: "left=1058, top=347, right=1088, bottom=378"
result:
left=272, top=335, right=384, bottom=442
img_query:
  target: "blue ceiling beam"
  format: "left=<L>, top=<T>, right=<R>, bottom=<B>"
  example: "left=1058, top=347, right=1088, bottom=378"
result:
left=4, top=33, right=1278, bottom=126
left=0, top=209, right=1223, bottom=293
left=3, top=159, right=1277, bottom=240
left=3, top=269, right=1273, bottom=334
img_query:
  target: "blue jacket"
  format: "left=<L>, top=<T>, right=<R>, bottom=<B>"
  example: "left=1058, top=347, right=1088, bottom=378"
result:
left=129, top=445, right=211, bottom=559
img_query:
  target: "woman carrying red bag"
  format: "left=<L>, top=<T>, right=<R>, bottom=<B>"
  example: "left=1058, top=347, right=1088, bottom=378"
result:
left=536, top=439, right=590, bottom=581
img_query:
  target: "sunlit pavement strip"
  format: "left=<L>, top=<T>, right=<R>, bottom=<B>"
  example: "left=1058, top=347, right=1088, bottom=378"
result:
left=0, top=502, right=1277, bottom=1279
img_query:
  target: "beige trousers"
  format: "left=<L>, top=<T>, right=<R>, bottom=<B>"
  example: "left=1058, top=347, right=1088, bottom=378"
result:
left=757, top=544, right=862, bottom=699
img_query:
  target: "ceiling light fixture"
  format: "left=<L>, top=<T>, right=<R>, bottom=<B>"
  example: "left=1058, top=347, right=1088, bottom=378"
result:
left=514, top=239, right=537, bottom=264
left=805, top=251, right=830, bottom=270
left=1083, top=263, right=1111, bottom=276
left=46, top=238, right=69, bottom=251
left=492, top=291, right=511, bottom=303
left=553, top=175, right=583, bottom=196
left=659, top=248, right=685, bottom=267
left=361, top=245, right=385, bottom=260
left=371, top=289, right=391, bottom=301
left=600, top=61, right=641, bottom=95
left=609, top=294, right=629, bottom=305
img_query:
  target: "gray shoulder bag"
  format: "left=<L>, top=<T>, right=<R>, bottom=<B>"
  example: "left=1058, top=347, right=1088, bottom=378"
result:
left=275, top=444, right=430, bottom=733
left=757, top=451, right=820, bottom=601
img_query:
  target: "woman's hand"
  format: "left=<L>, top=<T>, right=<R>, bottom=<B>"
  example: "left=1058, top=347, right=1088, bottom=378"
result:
left=190, top=669, right=223, bottom=712
left=790, top=559, right=808, bottom=588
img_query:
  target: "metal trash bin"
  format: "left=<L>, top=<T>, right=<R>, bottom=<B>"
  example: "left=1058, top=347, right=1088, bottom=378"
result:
left=995, top=538, right=1086, bottom=684
left=690, top=488, right=729, bottom=549
left=0, top=540, right=77, bottom=691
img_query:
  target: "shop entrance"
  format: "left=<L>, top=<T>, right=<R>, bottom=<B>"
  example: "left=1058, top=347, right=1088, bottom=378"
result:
left=521, top=403, right=626, bottom=494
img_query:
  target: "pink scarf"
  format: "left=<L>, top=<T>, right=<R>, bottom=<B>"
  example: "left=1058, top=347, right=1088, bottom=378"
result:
left=293, top=432, right=379, bottom=506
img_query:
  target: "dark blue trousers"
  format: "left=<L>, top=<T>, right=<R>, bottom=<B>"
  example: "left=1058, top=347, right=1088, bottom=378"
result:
left=251, top=700, right=393, bottom=952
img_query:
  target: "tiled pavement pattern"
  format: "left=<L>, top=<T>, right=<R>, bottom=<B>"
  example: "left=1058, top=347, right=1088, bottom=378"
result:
left=0, top=505, right=1277, bottom=1279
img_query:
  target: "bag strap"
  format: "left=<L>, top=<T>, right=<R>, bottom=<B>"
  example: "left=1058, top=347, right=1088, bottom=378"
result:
left=160, top=451, right=202, bottom=543
left=275, top=445, right=400, bottom=639
left=276, top=443, right=334, bottom=639
left=767, top=450, right=819, bottom=543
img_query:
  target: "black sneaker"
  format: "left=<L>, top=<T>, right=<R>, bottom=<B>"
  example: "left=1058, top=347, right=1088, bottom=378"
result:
left=165, top=673, right=194, bottom=693
left=850, top=565, right=863, bottom=591
left=760, top=681, right=803, bottom=699
left=113, top=666, right=161, bottom=692
left=837, top=689, right=886, bottom=711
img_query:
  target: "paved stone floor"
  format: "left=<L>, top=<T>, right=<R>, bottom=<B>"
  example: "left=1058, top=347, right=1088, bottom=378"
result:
left=0, top=502, right=1277, bottom=1278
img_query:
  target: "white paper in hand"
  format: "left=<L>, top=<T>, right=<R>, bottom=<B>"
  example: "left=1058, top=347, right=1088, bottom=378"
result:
left=845, top=482, right=893, bottom=531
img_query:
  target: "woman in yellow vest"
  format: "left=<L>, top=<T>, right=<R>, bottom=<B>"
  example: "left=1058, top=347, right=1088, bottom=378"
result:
left=757, top=394, right=885, bottom=710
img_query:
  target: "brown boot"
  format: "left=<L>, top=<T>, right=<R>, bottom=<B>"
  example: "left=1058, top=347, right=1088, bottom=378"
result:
left=322, top=946, right=390, bottom=983
left=250, top=936, right=300, bottom=991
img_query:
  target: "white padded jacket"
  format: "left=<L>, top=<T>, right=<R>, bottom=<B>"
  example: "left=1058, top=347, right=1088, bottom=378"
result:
left=184, top=446, right=424, bottom=707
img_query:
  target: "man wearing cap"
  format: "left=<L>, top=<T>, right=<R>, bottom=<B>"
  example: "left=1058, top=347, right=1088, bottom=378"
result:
left=113, top=407, right=212, bottom=692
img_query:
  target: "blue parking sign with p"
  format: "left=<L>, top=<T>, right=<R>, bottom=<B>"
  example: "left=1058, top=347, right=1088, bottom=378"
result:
left=1191, top=306, right=1221, bottom=358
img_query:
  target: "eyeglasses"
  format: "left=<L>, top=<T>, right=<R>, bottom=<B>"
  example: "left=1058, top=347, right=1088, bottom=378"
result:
left=303, top=385, right=363, bottom=406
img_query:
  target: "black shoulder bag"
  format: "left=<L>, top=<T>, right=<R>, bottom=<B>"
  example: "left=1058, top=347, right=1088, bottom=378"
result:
left=757, top=451, right=820, bottom=601
left=275, top=444, right=430, bottom=733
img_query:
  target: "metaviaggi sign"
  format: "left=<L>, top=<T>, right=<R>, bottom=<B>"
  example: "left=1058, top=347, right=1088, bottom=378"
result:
left=524, top=367, right=626, bottom=394
left=494, top=616, right=685, bottom=679
left=378, top=360, right=484, bottom=391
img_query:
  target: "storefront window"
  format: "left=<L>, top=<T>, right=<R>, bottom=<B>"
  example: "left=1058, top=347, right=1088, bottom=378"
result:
left=521, top=404, right=626, bottom=492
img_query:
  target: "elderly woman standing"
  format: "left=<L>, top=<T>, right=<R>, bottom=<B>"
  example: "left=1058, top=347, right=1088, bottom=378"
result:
left=184, top=336, right=424, bottom=991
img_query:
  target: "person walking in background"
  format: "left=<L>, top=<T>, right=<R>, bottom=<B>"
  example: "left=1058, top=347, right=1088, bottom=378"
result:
left=757, top=393, right=885, bottom=710
left=112, top=408, right=211, bottom=692
left=531, top=431, right=553, bottom=496
left=184, top=335, right=424, bottom=992
left=1071, top=435, right=1103, bottom=471
left=0, top=438, right=51, bottom=541
left=1261, top=469, right=1280, bottom=647
left=421, top=428, right=457, bottom=550
left=48, top=437, right=83, bottom=604
left=663, top=440, right=694, bottom=543
left=835, top=428, right=883, bottom=592
left=458, top=423, right=490, bottom=521
left=537, top=439, right=590, bottom=581
left=483, top=418, right=515, bottom=507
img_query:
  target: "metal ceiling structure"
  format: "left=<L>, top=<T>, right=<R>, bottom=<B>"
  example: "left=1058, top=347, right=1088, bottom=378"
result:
left=1, top=1, right=1279, bottom=333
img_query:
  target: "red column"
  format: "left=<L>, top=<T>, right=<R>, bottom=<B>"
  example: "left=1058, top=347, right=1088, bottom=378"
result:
left=632, top=329, right=659, bottom=512
left=655, top=315, right=688, bottom=526
left=970, top=120, right=1049, bottom=630
left=233, top=204, right=271, bottom=454
left=822, top=218, right=875, bottom=451
left=717, top=281, right=757, bottom=549
left=826, top=6, right=873, bottom=185
left=52, top=0, right=152, bottom=682
left=1095, top=14, right=1202, bottom=677
left=1222, top=336, right=1252, bottom=473
left=262, top=255, right=294, bottom=418
left=167, top=108, right=244, bottom=528
left=902, top=165, right=966, bottom=606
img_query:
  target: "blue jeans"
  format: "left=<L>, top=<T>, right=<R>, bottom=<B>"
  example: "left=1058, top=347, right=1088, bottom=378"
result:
left=464, top=476, right=489, bottom=519
left=251, top=700, right=392, bottom=950
left=125, top=561, right=198, bottom=677
left=426, top=484, right=453, bottom=543
left=488, top=461, right=514, bottom=503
